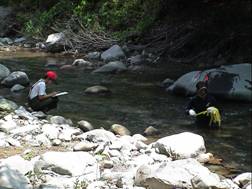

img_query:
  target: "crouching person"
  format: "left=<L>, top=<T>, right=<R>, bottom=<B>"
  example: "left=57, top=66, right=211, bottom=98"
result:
left=28, top=71, right=59, bottom=113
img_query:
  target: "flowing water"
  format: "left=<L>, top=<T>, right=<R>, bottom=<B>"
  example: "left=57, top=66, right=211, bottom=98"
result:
left=0, top=54, right=251, bottom=174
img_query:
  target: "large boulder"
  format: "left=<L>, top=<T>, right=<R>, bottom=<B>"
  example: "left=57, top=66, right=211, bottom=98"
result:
left=0, top=64, right=10, bottom=81
left=167, top=63, right=252, bottom=101
left=1, top=71, right=29, bottom=87
left=135, top=158, right=237, bottom=189
left=101, top=45, right=125, bottom=62
left=92, top=61, right=127, bottom=74
left=39, top=151, right=97, bottom=177
left=152, top=132, right=206, bottom=160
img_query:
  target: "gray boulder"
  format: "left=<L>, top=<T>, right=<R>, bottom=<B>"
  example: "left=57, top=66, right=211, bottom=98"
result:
left=0, top=64, right=10, bottom=81
left=101, top=45, right=125, bottom=62
left=1, top=71, right=29, bottom=88
left=86, top=51, right=101, bottom=60
left=11, top=84, right=25, bottom=92
left=93, top=61, right=127, bottom=74
left=167, top=63, right=252, bottom=101
left=0, top=98, right=18, bottom=111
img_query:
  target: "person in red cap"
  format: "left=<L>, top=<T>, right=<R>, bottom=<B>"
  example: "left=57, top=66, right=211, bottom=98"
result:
left=28, top=71, right=59, bottom=112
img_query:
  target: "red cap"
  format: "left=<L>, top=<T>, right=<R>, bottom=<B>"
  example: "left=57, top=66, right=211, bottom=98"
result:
left=46, top=71, right=57, bottom=80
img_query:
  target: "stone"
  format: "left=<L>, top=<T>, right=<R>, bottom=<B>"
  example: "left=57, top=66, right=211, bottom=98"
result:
left=77, top=120, right=94, bottom=132
left=152, top=132, right=206, bottom=160
left=0, top=64, right=10, bottom=81
left=93, top=61, right=127, bottom=74
left=1, top=71, right=29, bottom=87
left=101, top=45, right=125, bottom=62
left=111, top=124, right=131, bottom=136
left=84, top=85, right=111, bottom=95
left=0, top=165, right=32, bottom=189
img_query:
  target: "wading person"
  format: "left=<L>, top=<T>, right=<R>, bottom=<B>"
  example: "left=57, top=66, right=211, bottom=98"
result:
left=185, top=81, right=221, bottom=128
left=28, top=71, right=59, bottom=112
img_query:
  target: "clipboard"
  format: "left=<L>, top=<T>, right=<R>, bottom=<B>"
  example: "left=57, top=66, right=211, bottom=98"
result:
left=53, top=92, right=68, bottom=97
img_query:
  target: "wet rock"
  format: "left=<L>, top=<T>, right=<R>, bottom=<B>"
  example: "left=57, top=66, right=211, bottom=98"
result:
left=72, top=59, right=93, bottom=68
left=92, top=61, right=127, bottom=74
left=1, top=71, right=29, bottom=88
left=0, top=64, right=10, bottom=81
left=11, top=84, right=25, bottom=92
left=127, top=54, right=144, bottom=65
left=101, top=45, right=125, bottom=62
left=86, top=51, right=101, bottom=60
left=84, top=85, right=111, bottom=95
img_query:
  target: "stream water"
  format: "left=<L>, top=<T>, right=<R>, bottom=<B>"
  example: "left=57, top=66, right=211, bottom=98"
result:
left=0, top=54, right=251, bottom=174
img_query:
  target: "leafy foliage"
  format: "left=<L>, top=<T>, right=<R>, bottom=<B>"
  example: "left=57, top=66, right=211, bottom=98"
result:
left=3, top=0, right=161, bottom=40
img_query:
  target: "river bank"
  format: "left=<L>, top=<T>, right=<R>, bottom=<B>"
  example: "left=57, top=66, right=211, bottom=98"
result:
left=0, top=102, right=251, bottom=189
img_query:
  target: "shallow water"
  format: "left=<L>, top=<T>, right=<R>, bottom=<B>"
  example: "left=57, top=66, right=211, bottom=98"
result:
left=0, top=55, right=251, bottom=173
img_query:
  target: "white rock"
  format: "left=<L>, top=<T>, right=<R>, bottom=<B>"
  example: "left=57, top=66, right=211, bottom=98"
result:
left=152, top=132, right=206, bottom=160
left=6, top=137, right=21, bottom=147
left=0, top=116, right=17, bottom=133
left=77, top=129, right=117, bottom=143
left=73, top=141, right=98, bottom=151
left=40, top=151, right=98, bottom=177
left=36, top=134, right=51, bottom=147
left=0, top=165, right=32, bottom=189
left=233, top=172, right=252, bottom=187
left=132, top=134, right=147, bottom=142
left=135, top=158, right=225, bottom=189
left=0, top=155, right=33, bottom=175
left=42, top=124, right=59, bottom=140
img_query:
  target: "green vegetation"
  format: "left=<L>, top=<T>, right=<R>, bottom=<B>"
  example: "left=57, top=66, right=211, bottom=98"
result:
left=3, top=0, right=161, bottom=40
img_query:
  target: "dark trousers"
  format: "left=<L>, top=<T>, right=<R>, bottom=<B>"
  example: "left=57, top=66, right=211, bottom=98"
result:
left=28, top=96, right=58, bottom=112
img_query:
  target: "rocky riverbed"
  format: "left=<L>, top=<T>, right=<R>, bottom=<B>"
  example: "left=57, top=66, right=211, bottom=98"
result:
left=0, top=101, right=251, bottom=189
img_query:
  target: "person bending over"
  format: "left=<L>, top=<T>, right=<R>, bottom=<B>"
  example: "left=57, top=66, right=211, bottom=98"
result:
left=28, top=71, right=58, bottom=112
left=185, top=81, right=221, bottom=128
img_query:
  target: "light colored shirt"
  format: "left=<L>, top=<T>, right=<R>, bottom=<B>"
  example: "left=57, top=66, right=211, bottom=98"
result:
left=29, top=79, right=46, bottom=99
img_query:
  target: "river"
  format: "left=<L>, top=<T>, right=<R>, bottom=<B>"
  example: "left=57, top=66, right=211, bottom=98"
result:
left=0, top=53, right=251, bottom=174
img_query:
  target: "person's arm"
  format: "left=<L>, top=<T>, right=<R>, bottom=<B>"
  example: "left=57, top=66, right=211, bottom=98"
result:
left=37, top=82, right=57, bottom=100
left=38, top=92, right=57, bottom=100
left=185, top=97, right=196, bottom=116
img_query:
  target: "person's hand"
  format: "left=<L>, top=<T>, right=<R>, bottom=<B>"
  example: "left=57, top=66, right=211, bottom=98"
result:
left=189, top=109, right=196, bottom=117
left=50, top=92, right=57, bottom=97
